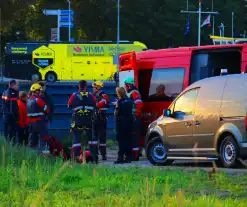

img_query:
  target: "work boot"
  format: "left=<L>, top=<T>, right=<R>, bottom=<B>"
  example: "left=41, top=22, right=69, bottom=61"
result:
left=114, top=159, right=125, bottom=164
left=114, top=155, right=125, bottom=164
left=124, top=157, right=132, bottom=163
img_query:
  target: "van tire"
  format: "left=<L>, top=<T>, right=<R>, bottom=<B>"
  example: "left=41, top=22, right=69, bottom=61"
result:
left=218, top=136, right=241, bottom=168
left=45, top=72, right=57, bottom=83
left=146, top=137, right=173, bottom=166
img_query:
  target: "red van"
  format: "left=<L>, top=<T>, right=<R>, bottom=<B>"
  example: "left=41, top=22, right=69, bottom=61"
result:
left=119, top=44, right=247, bottom=148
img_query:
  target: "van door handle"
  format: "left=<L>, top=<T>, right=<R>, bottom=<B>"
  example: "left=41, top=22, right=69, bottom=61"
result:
left=195, top=121, right=200, bottom=126
left=185, top=122, right=192, bottom=127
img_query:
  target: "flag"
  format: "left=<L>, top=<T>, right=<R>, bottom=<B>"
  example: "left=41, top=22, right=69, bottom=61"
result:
left=184, top=15, right=190, bottom=36
left=201, top=15, right=211, bottom=27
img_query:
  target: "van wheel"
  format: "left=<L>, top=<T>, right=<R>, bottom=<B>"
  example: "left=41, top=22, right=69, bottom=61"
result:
left=45, top=72, right=57, bottom=83
left=31, top=73, right=41, bottom=82
left=146, top=137, right=173, bottom=166
left=218, top=136, right=241, bottom=168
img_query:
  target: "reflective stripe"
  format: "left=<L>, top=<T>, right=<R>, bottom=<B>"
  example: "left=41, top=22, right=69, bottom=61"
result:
left=99, top=108, right=108, bottom=111
left=73, top=106, right=94, bottom=111
left=135, top=99, right=143, bottom=103
left=2, top=96, right=18, bottom=101
left=72, top=143, right=81, bottom=147
left=44, top=105, right=48, bottom=111
left=100, top=99, right=107, bottom=104
left=28, top=112, right=44, bottom=117
left=99, top=144, right=107, bottom=147
left=88, top=141, right=98, bottom=145
left=132, top=148, right=139, bottom=151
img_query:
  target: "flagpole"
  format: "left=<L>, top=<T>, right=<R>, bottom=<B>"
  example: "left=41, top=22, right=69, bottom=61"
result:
left=198, top=1, right=201, bottom=46
left=232, top=12, right=234, bottom=37
left=212, top=0, right=214, bottom=35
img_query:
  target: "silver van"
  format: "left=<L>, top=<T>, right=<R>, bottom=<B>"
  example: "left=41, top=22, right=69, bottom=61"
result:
left=145, top=74, right=247, bottom=168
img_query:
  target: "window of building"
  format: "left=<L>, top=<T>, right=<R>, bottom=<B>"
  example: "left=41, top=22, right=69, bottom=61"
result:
left=172, top=88, right=199, bottom=115
left=138, top=68, right=185, bottom=102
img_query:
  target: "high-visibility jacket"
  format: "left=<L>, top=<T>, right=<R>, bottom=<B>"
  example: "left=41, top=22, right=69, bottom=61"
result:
left=27, top=95, right=50, bottom=123
left=127, top=88, right=143, bottom=117
left=94, top=90, right=109, bottom=113
left=17, top=100, right=28, bottom=128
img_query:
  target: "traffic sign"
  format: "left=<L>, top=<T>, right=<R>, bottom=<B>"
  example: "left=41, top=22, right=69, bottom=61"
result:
left=43, top=9, right=58, bottom=16
left=60, top=10, right=74, bottom=16
left=60, top=22, right=74, bottom=28
left=51, top=28, right=58, bottom=41
left=60, top=15, right=74, bottom=22
left=32, top=45, right=55, bottom=70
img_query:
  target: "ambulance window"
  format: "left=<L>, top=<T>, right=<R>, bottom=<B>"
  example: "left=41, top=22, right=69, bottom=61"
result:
left=140, top=68, right=185, bottom=102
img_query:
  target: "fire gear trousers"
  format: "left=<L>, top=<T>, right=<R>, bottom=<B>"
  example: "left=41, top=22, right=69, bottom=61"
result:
left=116, top=120, right=132, bottom=161
left=132, top=116, right=141, bottom=161
left=18, top=127, right=29, bottom=146
left=4, top=122, right=19, bottom=144
left=95, top=113, right=107, bottom=157
left=28, top=120, right=49, bottom=152
left=72, top=124, right=98, bottom=163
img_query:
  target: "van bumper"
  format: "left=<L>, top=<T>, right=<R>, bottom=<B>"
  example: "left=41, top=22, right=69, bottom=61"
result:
left=239, top=143, right=247, bottom=157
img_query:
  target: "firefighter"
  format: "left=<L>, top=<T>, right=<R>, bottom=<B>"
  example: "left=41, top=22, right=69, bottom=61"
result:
left=68, top=80, right=98, bottom=164
left=124, top=77, right=144, bottom=161
left=2, top=79, right=19, bottom=143
left=27, top=83, right=50, bottom=154
left=38, top=82, right=54, bottom=123
left=114, top=87, right=135, bottom=164
left=17, top=91, right=29, bottom=146
left=92, top=81, right=109, bottom=160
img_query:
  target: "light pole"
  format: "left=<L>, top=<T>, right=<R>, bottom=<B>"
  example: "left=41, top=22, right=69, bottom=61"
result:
left=232, top=12, right=234, bottom=37
left=198, top=1, right=201, bottom=46
left=68, top=0, right=71, bottom=42
left=212, top=0, right=215, bottom=35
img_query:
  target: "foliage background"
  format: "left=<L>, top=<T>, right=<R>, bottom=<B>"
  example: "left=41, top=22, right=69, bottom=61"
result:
left=0, top=0, right=245, bottom=51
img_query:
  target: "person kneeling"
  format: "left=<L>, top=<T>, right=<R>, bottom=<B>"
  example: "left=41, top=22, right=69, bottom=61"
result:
left=114, top=87, right=135, bottom=164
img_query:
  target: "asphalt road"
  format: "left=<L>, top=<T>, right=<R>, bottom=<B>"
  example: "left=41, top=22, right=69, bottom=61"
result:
left=100, top=150, right=247, bottom=174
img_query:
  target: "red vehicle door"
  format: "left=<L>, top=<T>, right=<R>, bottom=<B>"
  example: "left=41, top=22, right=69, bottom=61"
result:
left=119, top=51, right=137, bottom=87
left=136, top=51, right=192, bottom=141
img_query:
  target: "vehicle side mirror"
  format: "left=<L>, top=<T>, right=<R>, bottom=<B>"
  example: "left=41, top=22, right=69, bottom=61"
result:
left=173, top=111, right=185, bottom=120
left=163, top=109, right=171, bottom=117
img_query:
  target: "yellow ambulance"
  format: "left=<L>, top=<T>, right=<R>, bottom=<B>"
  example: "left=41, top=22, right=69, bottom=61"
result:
left=4, top=41, right=147, bottom=82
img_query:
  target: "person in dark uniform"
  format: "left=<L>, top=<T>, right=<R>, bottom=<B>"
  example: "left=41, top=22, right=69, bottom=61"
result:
left=2, top=79, right=19, bottom=143
left=113, top=87, right=135, bottom=164
left=92, top=81, right=109, bottom=161
left=27, top=84, right=50, bottom=154
left=68, top=80, right=98, bottom=164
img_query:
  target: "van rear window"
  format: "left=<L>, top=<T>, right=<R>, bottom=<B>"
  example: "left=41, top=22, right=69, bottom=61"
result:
left=138, top=68, right=185, bottom=102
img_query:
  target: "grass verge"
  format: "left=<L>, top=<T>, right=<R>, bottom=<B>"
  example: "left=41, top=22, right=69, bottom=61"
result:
left=0, top=139, right=247, bottom=206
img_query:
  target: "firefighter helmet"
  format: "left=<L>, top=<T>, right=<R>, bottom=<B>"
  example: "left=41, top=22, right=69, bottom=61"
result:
left=92, top=81, right=104, bottom=88
left=30, top=83, right=42, bottom=92
left=124, top=77, right=135, bottom=85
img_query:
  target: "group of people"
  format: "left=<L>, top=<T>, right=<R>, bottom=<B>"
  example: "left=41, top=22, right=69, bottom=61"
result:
left=1, top=76, right=143, bottom=164
left=2, top=80, right=53, bottom=153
